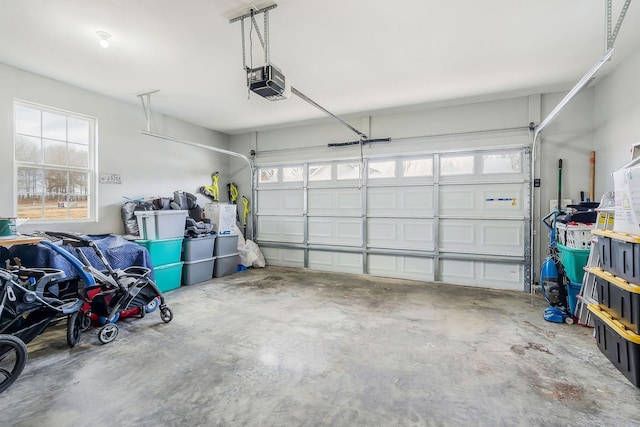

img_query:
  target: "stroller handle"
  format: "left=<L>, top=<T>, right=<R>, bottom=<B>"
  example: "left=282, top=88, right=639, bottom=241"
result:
left=42, top=231, right=94, bottom=247
left=40, top=241, right=96, bottom=287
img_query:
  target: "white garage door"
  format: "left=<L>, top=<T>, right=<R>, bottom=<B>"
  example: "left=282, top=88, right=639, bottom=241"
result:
left=256, top=147, right=530, bottom=290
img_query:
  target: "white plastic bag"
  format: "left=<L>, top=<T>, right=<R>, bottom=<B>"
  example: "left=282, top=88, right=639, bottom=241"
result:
left=245, top=240, right=266, bottom=268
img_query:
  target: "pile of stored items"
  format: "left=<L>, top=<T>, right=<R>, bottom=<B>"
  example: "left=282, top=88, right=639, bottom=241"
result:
left=0, top=189, right=264, bottom=395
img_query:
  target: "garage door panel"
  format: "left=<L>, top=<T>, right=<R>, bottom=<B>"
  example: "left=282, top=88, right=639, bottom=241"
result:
left=308, top=188, right=361, bottom=215
left=368, top=254, right=434, bottom=281
left=367, top=187, right=434, bottom=217
left=440, top=219, right=523, bottom=255
left=440, top=259, right=475, bottom=283
left=308, top=251, right=361, bottom=274
left=258, top=190, right=303, bottom=215
left=479, top=263, right=523, bottom=290
left=439, top=221, right=475, bottom=245
left=440, top=184, right=524, bottom=218
left=440, top=260, right=521, bottom=290
left=368, top=218, right=434, bottom=250
left=258, top=216, right=304, bottom=243
left=261, top=247, right=304, bottom=267
left=308, top=218, right=362, bottom=245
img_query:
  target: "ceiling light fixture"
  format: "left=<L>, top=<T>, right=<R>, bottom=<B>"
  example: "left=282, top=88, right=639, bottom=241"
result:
left=96, top=31, right=111, bottom=48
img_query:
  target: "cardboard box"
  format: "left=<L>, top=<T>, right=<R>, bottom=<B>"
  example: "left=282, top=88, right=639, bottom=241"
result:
left=203, top=203, right=237, bottom=235
left=613, top=165, right=640, bottom=236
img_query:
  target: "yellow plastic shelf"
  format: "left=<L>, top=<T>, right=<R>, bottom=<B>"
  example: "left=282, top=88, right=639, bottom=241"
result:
left=588, top=267, right=640, bottom=293
left=592, top=228, right=640, bottom=243
left=587, top=304, right=640, bottom=344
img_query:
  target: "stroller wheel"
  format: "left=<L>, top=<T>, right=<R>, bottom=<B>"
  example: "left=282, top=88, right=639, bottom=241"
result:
left=0, top=334, right=28, bottom=395
left=98, top=324, right=119, bottom=344
left=80, top=313, right=92, bottom=331
left=145, top=298, right=159, bottom=313
left=66, top=311, right=83, bottom=348
left=160, top=307, right=173, bottom=323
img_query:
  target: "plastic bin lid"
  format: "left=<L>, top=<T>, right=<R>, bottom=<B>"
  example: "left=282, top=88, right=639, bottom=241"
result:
left=134, top=210, right=188, bottom=217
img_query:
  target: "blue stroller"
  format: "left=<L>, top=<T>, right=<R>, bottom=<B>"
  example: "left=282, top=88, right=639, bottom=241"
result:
left=41, top=232, right=173, bottom=345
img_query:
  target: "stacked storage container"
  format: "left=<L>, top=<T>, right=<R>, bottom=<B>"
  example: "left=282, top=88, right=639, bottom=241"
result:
left=557, top=221, right=595, bottom=314
left=588, top=229, right=640, bottom=386
left=134, top=210, right=188, bottom=293
left=182, top=234, right=216, bottom=285
left=214, top=234, right=239, bottom=278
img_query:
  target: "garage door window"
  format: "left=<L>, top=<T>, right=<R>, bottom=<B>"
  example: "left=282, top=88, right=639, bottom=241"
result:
left=368, top=160, right=396, bottom=179
left=309, top=164, right=331, bottom=181
left=259, top=168, right=278, bottom=183
left=402, top=158, right=433, bottom=177
left=482, top=152, right=521, bottom=174
left=440, top=155, right=474, bottom=176
left=282, top=166, right=303, bottom=182
left=337, top=163, right=360, bottom=180
left=14, top=101, right=96, bottom=221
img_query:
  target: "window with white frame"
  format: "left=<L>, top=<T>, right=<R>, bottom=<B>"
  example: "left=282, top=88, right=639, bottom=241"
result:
left=14, top=101, right=96, bottom=221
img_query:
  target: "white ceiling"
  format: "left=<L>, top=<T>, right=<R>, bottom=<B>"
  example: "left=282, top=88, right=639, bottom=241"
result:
left=1, top=1, right=639, bottom=135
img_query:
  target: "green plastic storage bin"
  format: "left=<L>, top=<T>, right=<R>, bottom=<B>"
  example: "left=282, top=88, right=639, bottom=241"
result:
left=136, top=237, right=183, bottom=266
left=557, top=243, right=589, bottom=283
left=154, top=261, right=184, bottom=293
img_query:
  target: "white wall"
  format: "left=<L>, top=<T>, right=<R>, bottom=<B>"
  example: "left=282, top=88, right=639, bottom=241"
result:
left=0, top=63, right=230, bottom=235
left=594, top=45, right=640, bottom=196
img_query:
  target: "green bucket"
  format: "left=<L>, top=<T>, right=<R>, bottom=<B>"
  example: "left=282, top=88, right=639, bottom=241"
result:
left=557, top=243, right=590, bottom=283
left=0, top=218, right=16, bottom=239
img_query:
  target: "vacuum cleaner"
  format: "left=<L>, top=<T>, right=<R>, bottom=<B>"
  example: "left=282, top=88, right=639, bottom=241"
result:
left=539, top=159, right=573, bottom=324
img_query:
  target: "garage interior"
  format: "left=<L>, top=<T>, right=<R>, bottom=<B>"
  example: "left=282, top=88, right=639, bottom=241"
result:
left=2, top=0, right=640, bottom=425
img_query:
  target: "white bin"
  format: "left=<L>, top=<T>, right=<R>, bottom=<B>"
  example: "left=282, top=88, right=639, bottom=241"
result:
left=135, top=210, right=188, bottom=240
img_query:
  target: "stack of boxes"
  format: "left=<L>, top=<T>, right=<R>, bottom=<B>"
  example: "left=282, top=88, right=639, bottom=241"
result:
left=182, top=234, right=216, bottom=285
left=588, top=229, right=640, bottom=386
left=134, top=210, right=188, bottom=293
left=214, top=234, right=239, bottom=277
left=205, top=203, right=240, bottom=278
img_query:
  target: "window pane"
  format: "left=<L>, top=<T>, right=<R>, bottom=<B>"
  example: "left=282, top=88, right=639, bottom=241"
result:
left=403, top=158, right=433, bottom=177
left=43, top=139, right=66, bottom=165
left=368, top=160, right=395, bottom=178
left=18, top=193, right=43, bottom=220
left=259, top=168, right=278, bottom=183
left=17, top=167, right=44, bottom=194
left=68, top=143, right=88, bottom=167
left=15, top=106, right=41, bottom=137
left=309, top=164, right=331, bottom=181
left=44, top=194, right=67, bottom=220
left=69, top=171, right=89, bottom=195
left=70, top=195, right=89, bottom=219
left=68, top=117, right=89, bottom=144
left=282, top=166, right=303, bottom=182
left=43, top=112, right=66, bottom=141
left=441, top=155, right=474, bottom=176
left=15, top=135, right=42, bottom=163
left=482, top=152, right=521, bottom=174
left=45, top=169, right=68, bottom=194
left=337, top=163, right=360, bottom=180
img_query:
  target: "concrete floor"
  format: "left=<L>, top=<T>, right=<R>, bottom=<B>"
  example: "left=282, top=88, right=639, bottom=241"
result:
left=2, top=266, right=640, bottom=426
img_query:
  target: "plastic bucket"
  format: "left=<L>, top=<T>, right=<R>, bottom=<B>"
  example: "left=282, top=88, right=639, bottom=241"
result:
left=567, top=281, right=582, bottom=316
left=0, top=218, right=16, bottom=239
left=557, top=243, right=590, bottom=283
